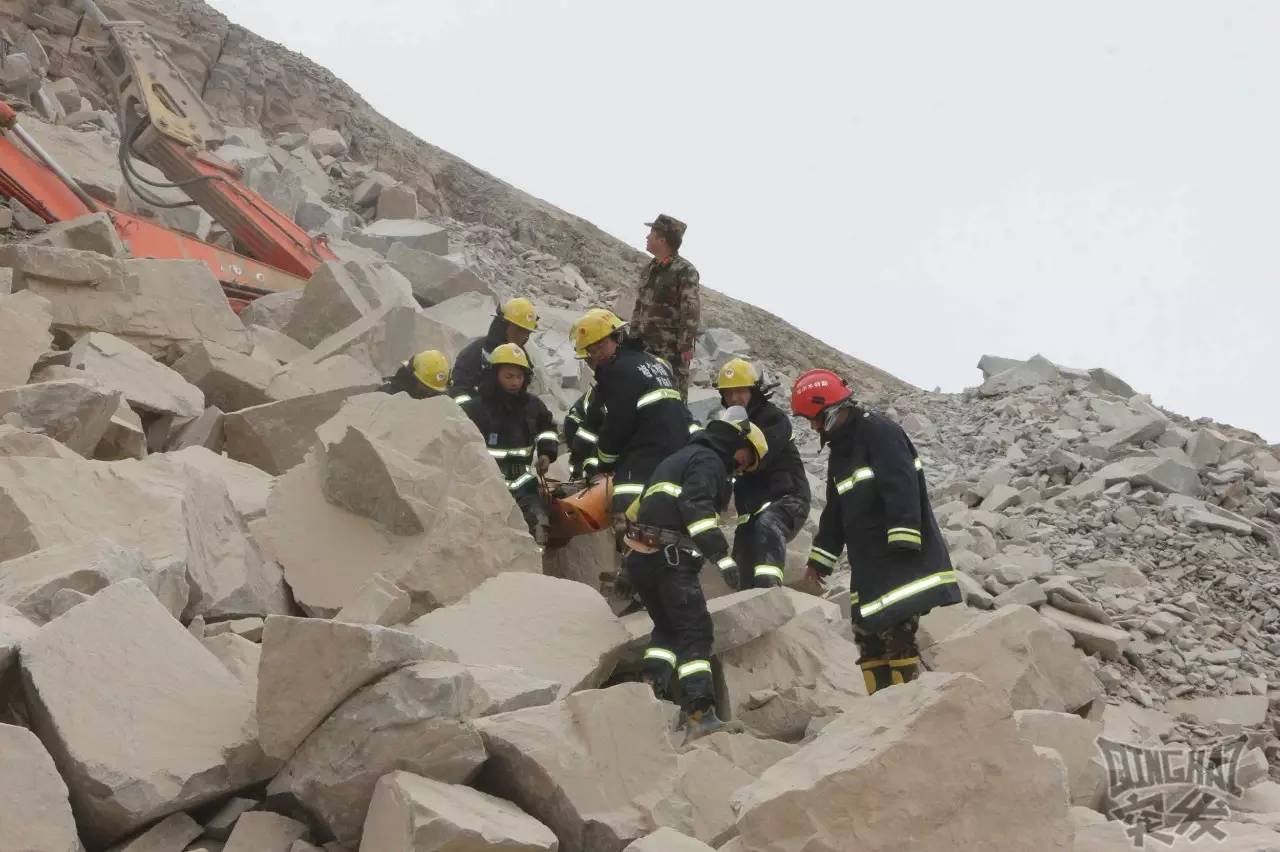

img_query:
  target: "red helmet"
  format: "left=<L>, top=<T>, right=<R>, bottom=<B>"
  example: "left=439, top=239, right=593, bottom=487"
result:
left=791, top=369, right=852, bottom=419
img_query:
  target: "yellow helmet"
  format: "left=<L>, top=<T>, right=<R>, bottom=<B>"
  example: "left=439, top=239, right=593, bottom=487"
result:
left=716, top=358, right=759, bottom=390
left=410, top=349, right=450, bottom=392
left=489, top=342, right=532, bottom=370
left=716, top=405, right=768, bottom=472
left=743, top=422, right=769, bottom=472
left=501, top=297, right=539, bottom=332
left=571, top=308, right=627, bottom=358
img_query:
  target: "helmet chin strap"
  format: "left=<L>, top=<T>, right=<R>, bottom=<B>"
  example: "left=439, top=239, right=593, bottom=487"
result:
left=821, top=398, right=855, bottom=433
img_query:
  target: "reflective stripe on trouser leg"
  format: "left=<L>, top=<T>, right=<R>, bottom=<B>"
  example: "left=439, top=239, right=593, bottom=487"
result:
left=661, top=547, right=715, bottom=711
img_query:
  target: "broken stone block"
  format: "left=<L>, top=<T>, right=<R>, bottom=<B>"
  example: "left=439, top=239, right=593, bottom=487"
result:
left=223, top=812, right=309, bottom=852
left=375, top=185, right=419, bottom=220
left=0, top=538, right=182, bottom=624
left=216, top=144, right=273, bottom=173
left=0, top=290, right=53, bottom=389
left=150, top=446, right=273, bottom=521
left=19, top=580, right=271, bottom=847
left=7, top=250, right=251, bottom=358
left=993, top=579, right=1047, bottom=609
left=0, top=723, right=82, bottom=852
left=0, top=604, right=36, bottom=683
left=360, top=770, right=558, bottom=852
left=28, top=211, right=127, bottom=257
left=1088, top=367, right=1136, bottom=397
left=734, top=672, right=1073, bottom=852
left=267, top=662, right=488, bottom=846
left=308, top=128, right=348, bottom=158
left=223, top=387, right=365, bottom=474
left=265, top=354, right=381, bottom=400
left=46, top=587, right=91, bottom=618
left=462, top=665, right=562, bottom=716
left=70, top=332, right=205, bottom=418
left=256, top=616, right=454, bottom=761
left=979, top=354, right=1062, bottom=396
left=0, top=424, right=79, bottom=459
left=385, top=243, right=492, bottom=306
left=408, top=573, right=628, bottom=698
left=97, top=396, right=148, bottom=460
left=0, top=52, right=38, bottom=99
left=1015, top=709, right=1107, bottom=808
left=112, top=812, right=203, bottom=851
left=1097, top=456, right=1201, bottom=497
left=624, top=829, right=716, bottom=852
left=1087, top=415, right=1168, bottom=457
left=284, top=260, right=414, bottom=348
left=334, top=573, right=411, bottom=627
left=204, top=797, right=260, bottom=841
left=250, top=325, right=312, bottom=365
left=685, top=731, right=798, bottom=780
left=1076, top=559, right=1146, bottom=588
left=350, top=220, right=449, bottom=256
left=172, top=341, right=275, bottom=412
left=240, top=290, right=304, bottom=333
left=0, top=456, right=285, bottom=620
left=166, top=406, right=226, bottom=453
left=0, top=378, right=121, bottom=456
left=267, top=394, right=540, bottom=614
left=923, top=605, right=1102, bottom=714
left=248, top=168, right=307, bottom=222
left=1164, top=694, right=1269, bottom=727
left=352, top=172, right=397, bottom=207
left=1039, top=604, right=1131, bottom=661
left=48, top=78, right=82, bottom=116
left=476, top=683, right=710, bottom=852
left=203, top=633, right=261, bottom=692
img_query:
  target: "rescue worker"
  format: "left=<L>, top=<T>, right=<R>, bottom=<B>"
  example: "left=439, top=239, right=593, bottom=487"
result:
left=449, top=297, right=540, bottom=398
left=459, top=343, right=559, bottom=545
left=715, top=359, right=811, bottom=590
left=570, top=308, right=693, bottom=520
left=623, top=406, right=767, bottom=742
left=631, top=214, right=700, bottom=398
left=379, top=349, right=450, bottom=399
left=791, top=369, right=961, bottom=694
left=563, top=386, right=605, bottom=479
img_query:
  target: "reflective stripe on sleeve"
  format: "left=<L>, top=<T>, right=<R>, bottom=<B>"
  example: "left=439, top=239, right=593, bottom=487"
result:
left=575, top=427, right=599, bottom=444
left=613, top=482, right=644, bottom=497
left=598, top=450, right=619, bottom=463
left=887, top=527, right=922, bottom=545
left=643, top=482, right=683, bottom=500
left=636, top=388, right=682, bottom=409
left=453, top=394, right=472, bottom=405
left=859, top=571, right=957, bottom=618
left=717, top=556, right=737, bottom=571
left=687, top=517, right=718, bottom=536
left=535, top=431, right=559, bottom=444
left=754, top=564, right=785, bottom=581
left=678, top=659, right=712, bottom=679
left=508, top=472, right=536, bottom=490
left=808, top=547, right=838, bottom=569
left=835, top=467, right=875, bottom=494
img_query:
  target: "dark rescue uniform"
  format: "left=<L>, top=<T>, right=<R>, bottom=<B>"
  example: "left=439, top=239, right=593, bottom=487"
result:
left=450, top=316, right=533, bottom=399
left=625, top=425, right=742, bottom=713
left=730, top=391, right=812, bottom=589
left=808, top=405, right=961, bottom=690
left=564, top=386, right=604, bottom=479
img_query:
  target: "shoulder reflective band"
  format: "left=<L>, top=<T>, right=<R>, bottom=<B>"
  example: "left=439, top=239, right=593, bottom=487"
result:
left=915, top=458, right=924, bottom=470
left=507, top=472, right=536, bottom=491
left=644, top=647, right=677, bottom=667
left=489, top=446, right=533, bottom=459
left=677, top=659, right=712, bottom=679
left=754, top=564, right=785, bottom=581
left=835, top=467, right=875, bottom=494
left=575, top=427, right=599, bottom=444
left=688, top=423, right=703, bottom=434
left=583, top=457, right=600, bottom=470
left=687, top=517, right=718, bottom=536
left=809, top=546, right=839, bottom=569
left=636, top=388, right=682, bottom=409
left=644, top=482, right=683, bottom=500
left=613, top=482, right=644, bottom=497
left=859, top=571, right=957, bottom=619
left=598, top=450, right=619, bottom=463
left=535, top=431, right=558, bottom=444
left=453, top=394, right=472, bottom=405
left=717, top=556, right=737, bottom=571
left=887, top=527, right=922, bottom=545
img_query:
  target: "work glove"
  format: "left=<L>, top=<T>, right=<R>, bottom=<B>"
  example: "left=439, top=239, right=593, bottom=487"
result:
left=536, top=455, right=551, bottom=475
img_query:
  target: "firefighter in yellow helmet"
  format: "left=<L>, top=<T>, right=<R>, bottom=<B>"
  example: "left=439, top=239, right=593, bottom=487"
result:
left=622, top=405, right=765, bottom=743
left=457, top=343, right=559, bottom=545
left=380, top=349, right=451, bottom=399
left=715, top=358, right=812, bottom=590
left=448, top=297, right=540, bottom=400
left=570, top=307, right=694, bottom=523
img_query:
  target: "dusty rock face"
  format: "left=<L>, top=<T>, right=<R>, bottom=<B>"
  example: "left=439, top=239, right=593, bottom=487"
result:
left=0, top=722, right=81, bottom=852
left=18, top=581, right=271, bottom=848
left=283, top=259, right=414, bottom=348
left=68, top=331, right=205, bottom=418
left=0, top=456, right=285, bottom=619
left=733, top=673, right=1073, bottom=852
left=111, top=812, right=202, bottom=852
left=624, top=828, right=717, bottom=852
left=256, top=616, right=454, bottom=762
left=266, top=394, right=541, bottom=616
left=0, top=378, right=121, bottom=456
left=407, top=573, right=628, bottom=698
left=1014, top=709, right=1107, bottom=808
left=0, top=424, right=80, bottom=459
left=152, top=446, right=274, bottom=522
left=0, top=289, right=52, bottom=390
left=359, top=770, right=558, bottom=852
left=285, top=302, right=468, bottom=379
left=0, top=604, right=37, bottom=682
left=172, top=340, right=276, bottom=412
left=223, top=387, right=368, bottom=475
left=222, top=812, right=310, bottom=852
left=268, top=662, right=488, bottom=846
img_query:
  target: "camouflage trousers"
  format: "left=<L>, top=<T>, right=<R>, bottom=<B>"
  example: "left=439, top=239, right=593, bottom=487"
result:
left=852, top=614, right=921, bottom=694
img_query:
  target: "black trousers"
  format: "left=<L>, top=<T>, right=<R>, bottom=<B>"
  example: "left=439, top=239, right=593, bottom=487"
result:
left=512, top=484, right=550, bottom=545
left=625, top=547, right=715, bottom=713
left=731, top=495, right=807, bottom=589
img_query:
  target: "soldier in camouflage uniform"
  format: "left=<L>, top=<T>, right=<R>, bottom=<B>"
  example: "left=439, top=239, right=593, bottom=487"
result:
left=631, top=214, right=700, bottom=398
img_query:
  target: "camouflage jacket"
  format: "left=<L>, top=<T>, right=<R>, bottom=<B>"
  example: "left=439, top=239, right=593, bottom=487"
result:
left=631, top=254, right=700, bottom=360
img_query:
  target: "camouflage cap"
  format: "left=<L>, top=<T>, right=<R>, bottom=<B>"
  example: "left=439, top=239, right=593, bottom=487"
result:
left=644, top=213, right=687, bottom=241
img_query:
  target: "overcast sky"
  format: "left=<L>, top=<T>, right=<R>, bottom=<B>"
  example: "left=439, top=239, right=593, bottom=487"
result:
left=207, top=0, right=1278, bottom=441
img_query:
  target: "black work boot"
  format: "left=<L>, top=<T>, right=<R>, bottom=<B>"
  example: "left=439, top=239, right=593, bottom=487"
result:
left=681, top=706, right=744, bottom=746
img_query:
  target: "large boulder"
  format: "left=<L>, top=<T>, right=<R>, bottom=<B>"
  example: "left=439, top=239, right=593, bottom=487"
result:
left=283, top=260, right=415, bottom=348
left=923, top=605, right=1102, bottom=714
left=361, top=770, right=558, bottom=852
left=222, top=812, right=309, bottom=852
left=0, top=379, right=121, bottom=456
left=151, top=446, right=274, bottom=522
left=172, top=340, right=275, bottom=412
left=979, top=355, right=1063, bottom=396
left=6, top=248, right=250, bottom=358
left=475, top=683, right=742, bottom=852
left=265, top=354, right=381, bottom=400
left=1014, top=709, right=1107, bottom=808
left=385, top=244, right=493, bottom=306
left=223, top=387, right=367, bottom=475
left=69, top=332, right=205, bottom=418
left=733, top=673, right=1074, bottom=852
left=266, top=394, right=541, bottom=615
left=240, top=289, right=303, bottom=332
left=19, top=580, right=271, bottom=847
left=0, top=425, right=80, bottom=459
left=0, top=456, right=288, bottom=620
left=350, top=220, right=449, bottom=256
left=624, top=829, right=716, bottom=852
left=0, top=723, right=81, bottom=852
left=267, top=662, right=489, bottom=846
left=112, top=813, right=202, bottom=851
left=284, top=302, right=468, bottom=378
left=27, top=211, right=125, bottom=257
left=1096, top=456, right=1201, bottom=498
left=407, top=573, right=628, bottom=698
left=0, top=290, right=52, bottom=389
left=0, top=605, right=37, bottom=682
left=255, top=616, right=454, bottom=762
